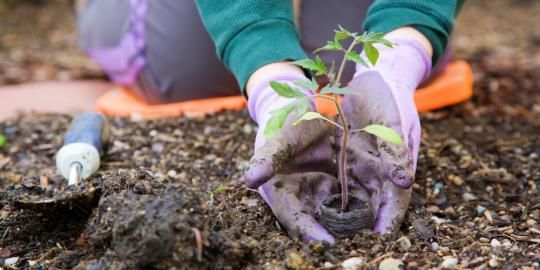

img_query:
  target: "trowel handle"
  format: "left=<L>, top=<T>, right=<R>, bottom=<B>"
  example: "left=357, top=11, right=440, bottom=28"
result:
left=56, top=112, right=109, bottom=181
left=63, top=112, right=109, bottom=152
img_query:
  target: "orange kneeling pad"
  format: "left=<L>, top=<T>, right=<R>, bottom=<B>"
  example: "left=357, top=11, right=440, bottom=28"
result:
left=96, top=60, right=473, bottom=118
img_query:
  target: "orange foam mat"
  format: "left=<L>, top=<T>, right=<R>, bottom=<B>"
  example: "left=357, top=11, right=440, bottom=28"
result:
left=97, top=60, right=473, bottom=118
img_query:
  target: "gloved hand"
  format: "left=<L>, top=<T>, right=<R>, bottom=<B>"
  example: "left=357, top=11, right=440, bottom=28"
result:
left=245, top=72, right=337, bottom=243
left=341, top=38, right=431, bottom=233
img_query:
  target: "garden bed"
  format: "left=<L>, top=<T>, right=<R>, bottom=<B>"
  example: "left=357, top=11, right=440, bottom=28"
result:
left=0, top=55, right=538, bottom=269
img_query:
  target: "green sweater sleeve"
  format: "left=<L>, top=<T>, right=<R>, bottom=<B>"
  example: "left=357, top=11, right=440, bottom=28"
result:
left=195, top=0, right=307, bottom=93
left=363, top=0, right=465, bottom=65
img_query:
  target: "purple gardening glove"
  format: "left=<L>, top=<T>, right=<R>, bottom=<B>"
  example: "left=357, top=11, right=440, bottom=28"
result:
left=245, top=72, right=337, bottom=243
left=341, top=39, right=431, bottom=233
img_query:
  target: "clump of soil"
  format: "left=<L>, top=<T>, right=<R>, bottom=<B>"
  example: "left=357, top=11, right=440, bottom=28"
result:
left=78, top=183, right=249, bottom=270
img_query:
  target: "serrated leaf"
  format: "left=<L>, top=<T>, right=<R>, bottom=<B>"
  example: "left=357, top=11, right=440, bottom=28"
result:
left=364, top=43, right=379, bottom=66
left=293, top=112, right=326, bottom=126
left=345, top=51, right=369, bottom=68
left=334, top=30, right=349, bottom=41
left=313, top=40, right=343, bottom=53
left=321, top=85, right=358, bottom=95
left=379, top=38, right=395, bottom=48
left=264, top=104, right=295, bottom=138
left=361, top=124, right=403, bottom=145
left=292, top=56, right=327, bottom=76
left=270, top=81, right=305, bottom=98
left=334, top=25, right=357, bottom=41
left=294, top=98, right=310, bottom=116
left=0, top=134, right=5, bottom=147
left=293, top=78, right=319, bottom=91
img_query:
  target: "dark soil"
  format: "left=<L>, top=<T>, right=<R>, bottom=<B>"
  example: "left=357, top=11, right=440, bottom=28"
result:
left=0, top=0, right=539, bottom=269
left=0, top=55, right=538, bottom=269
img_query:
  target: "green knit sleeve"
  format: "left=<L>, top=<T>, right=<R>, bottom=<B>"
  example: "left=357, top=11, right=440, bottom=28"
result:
left=195, top=0, right=307, bottom=94
left=363, top=0, right=466, bottom=65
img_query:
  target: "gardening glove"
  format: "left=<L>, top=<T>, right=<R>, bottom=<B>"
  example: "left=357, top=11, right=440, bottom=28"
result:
left=341, top=38, right=431, bottom=233
left=245, top=72, right=337, bottom=243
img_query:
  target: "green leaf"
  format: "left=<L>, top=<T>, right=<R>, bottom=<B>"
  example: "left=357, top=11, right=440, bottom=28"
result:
left=321, top=85, right=358, bottom=95
left=294, top=98, right=310, bottom=116
left=379, top=38, right=395, bottom=48
left=264, top=104, right=295, bottom=138
left=313, top=40, right=343, bottom=53
left=361, top=124, right=403, bottom=145
left=293, top=78, right=319, bottom=91
left=358, top=31, right=384, bottom=43
left=270, top=81, right=305, bottom=98
left=334, top=25, right=357, bottom=40
left=345, top=51, right=369, bottom=68
left=0, top=134, right=5, bottom=148
left=292, top=56, right=327, bottom=76
left=293, top=112, right=326, bottom=126
left=364, top=43, right=379, bottom=66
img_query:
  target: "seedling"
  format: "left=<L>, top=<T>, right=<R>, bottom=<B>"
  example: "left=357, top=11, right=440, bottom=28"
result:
left=264, top=26, right=403, bottom=212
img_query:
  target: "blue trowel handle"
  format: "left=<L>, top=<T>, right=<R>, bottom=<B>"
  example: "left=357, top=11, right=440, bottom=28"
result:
left=63, top=112, right=109, bottom=152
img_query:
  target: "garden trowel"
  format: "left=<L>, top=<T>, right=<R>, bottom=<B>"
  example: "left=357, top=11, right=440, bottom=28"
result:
left=13, top=112, right=108, bottom=209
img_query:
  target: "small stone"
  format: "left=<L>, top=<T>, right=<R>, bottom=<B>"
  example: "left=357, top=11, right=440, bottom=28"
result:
left=431, top=216, right=446, bottom=225
left=151, top=142, right=165, bottom=153
left=167, top=170, right=177, bottom=178
left=242, top=124, right=253, bottom=134
left=444, top=207, right=456, bottom=215
left=490, top=238, right=501, bottom=249
left=342, top=257, right=365, bottom=270
left=463, top=192, right=477, bottom=201
left=323, top=262, right=334, bottom=268
left=526, top=219, right=536, bottom=226
left=0, top=210, right=9, bottom=220
left=433, top=182, right=444, bottom=195
left=440, top=246, right=450, bottom=254
left=448, top=174, right=463, bottom=186
left=502, top=239, right=512, bottom=250
left=488, top=257, right=498, bottom=267
left=479, top=237, right=489, bottom=243
left=431, top=242, right=440, bottom=251
left=476, top=205, right=486, bottom=215
left=441, top=257, right=458, bottom=269
left=4, top=257, right=19, bottom=266
left=426, top=205, right=440, bottom=213
left=379, top=258, right=403, bottom=270
left=398, top=237, right=412, bottom=251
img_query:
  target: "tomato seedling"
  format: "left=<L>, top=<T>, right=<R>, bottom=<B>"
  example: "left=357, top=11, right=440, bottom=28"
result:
left=264, top=26, right=403, bottom=211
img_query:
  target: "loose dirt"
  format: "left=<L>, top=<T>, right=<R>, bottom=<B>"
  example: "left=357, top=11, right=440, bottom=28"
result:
left=0, top=0, right=539, bottom=269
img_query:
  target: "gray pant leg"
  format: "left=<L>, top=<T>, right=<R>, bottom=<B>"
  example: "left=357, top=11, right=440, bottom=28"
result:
left=300, top=0, right=373, bottom=84
left=77, top=0, right=130, bottom=49
left=78, top=0, right=238, bottom=104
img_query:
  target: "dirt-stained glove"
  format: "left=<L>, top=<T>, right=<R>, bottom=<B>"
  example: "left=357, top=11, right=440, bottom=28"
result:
left=341, top=39, right=431, bottom=233
left=245, top=73, right=337, bottom=243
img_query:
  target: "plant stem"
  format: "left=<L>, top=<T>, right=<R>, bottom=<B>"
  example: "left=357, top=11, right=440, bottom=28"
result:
left=335, top=99, right=349, bottom=211
left=335, top=41, right=357, bottom=211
